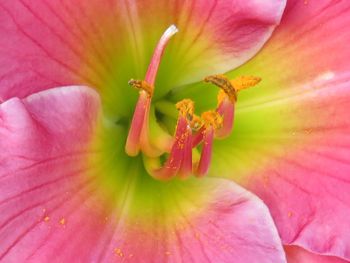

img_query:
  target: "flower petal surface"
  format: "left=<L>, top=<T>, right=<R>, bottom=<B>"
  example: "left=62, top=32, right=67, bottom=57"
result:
left=0, top=86, right=286, bottom=262
left=0, top=87, right=285, bottom=263
left=0, top=0, right=286, bottom=116
left=174, top=0, right=350, bottom=260
left=285, top=246, right=349, bottom=263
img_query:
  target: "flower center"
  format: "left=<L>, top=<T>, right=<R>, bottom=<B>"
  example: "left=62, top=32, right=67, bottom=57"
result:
left=125, top=25, right=260, bottom=180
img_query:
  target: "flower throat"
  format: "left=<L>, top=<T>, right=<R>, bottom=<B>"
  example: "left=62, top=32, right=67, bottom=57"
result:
left=125, top=25, right=260, bottom=180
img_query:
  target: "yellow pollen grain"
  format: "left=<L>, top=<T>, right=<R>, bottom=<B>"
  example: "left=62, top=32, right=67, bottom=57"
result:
left=114, top=248, right=124, bottom=257
left=176, top=99, right=195, bottom=118
left=59, top=218, right=66, bottom=225
left=201, top=111, right=223, bottom=130
left=128, top=79, right=153, bottom=96
left=190, top=114, right=204, bottom=131
left=43, top=216, right=50, bottom=222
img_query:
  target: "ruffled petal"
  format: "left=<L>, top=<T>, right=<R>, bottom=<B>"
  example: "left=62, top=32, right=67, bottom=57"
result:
left=286, top=246, right=349, bottom=263
left=187, top=0, right=350, bottom=260
left=0, top=0, right=286, bottom=116
left=0, top=87, right=286, bottom=262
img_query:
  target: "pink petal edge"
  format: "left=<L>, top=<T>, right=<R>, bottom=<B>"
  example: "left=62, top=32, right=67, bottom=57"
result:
left=285, top=246, right=349, bottom=263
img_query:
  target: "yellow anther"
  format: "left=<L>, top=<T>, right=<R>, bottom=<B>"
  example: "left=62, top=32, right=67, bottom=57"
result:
left=190, top=114, right=204, bottom=131
left=204, top=74, right=237, bottom=103
left=201, top=111, right=223, bottom=130
left=230, top=76, right=261, bottom=91
left=205, top=74, right=261, bottom=103
left=128, top=79, right=153, bottom=96
left=176, top=99, right=195, bottom=119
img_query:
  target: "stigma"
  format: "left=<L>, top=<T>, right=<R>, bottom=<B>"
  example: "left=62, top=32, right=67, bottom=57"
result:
left=125, top=25, right=260, bottom=180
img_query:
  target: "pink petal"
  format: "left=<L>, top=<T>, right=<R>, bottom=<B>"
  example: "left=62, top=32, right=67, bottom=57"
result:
left=100, top=179, right=287, bottom=263
left=209, top=0, right=350, bottom=260
left=153, top=0, right=286, bottom=87
left=0, top=87, right=286, bottom=262
left=0, top=0, right=286, bottom=106
left=285, top=246, right=349, bottom=263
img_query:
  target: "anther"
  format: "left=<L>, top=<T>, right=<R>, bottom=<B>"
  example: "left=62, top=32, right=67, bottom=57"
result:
left=201, top=111, right=223, bottom=130
left=205, top=74, right=261, bottom=138
left=190, top=114, right=203, bottom=131
left=231, top=76, right=261, bottom=91
left=176, top=99, right=194, bottom=119
left=204, top=74, right=237, bottom=103
left=128, top=79, right=153, bottom=96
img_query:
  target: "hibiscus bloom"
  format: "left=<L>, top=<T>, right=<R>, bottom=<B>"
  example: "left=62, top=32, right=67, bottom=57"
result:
left=0, top=0, right=349, bottom=262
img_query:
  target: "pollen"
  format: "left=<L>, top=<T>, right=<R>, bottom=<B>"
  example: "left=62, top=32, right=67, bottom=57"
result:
left=59, top=218, right=66, bottom=225
left=176, top=99, right=194, bottom=119
left=230, top=76, right=261, bottom=91
left=125, top=24, right=258, bottom=180
left=217, top=90, right=228, bottom=106
left=190, top=114, right=204, bottom=131
left=204, top=74, right=237, bottom=103
left=114, top=248, right=124, bottom=257
left=201, top=111, right=223, bottom=130
left=43, top=216, right=50, bottom=222
left=205, top=74, right=261, bottom=103
left=128, top=79, right=154, bottom=96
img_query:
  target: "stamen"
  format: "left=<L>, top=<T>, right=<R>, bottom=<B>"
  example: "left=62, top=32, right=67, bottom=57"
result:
left=206, top=75, right=236, bottom=138
left=195, top=127, right=214, bottom=176
left=190, top=114, right=204, bottom=132
left=191, top=114, right=204, bottom=148
left=204, top=74, right=237, bottom=103
left=195, top=111, right=222, bottom=176
left=216, top=90, right=235, bottom=138
left=125, top=25, right=178, bottom=157
left=178, top=125, right=193, bottom=179
left=201, top=111, right=223, bottom=130
left=231, top=76, right=261, bottom=92
left=204, top=74, right=261, bottom=138
left=176, top=99, right=194, bottom=178
left=145, top=99, right=194, bottom=180
left=126, top=26, right=260, bottom=180
left=176, top=99, right=194, bottom=120
left=128, top=79, right=153, bottom=96
left=152, top=116, right=188, bottom=180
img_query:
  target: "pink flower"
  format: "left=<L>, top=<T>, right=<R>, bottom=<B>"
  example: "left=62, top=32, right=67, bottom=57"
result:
left=0, top=1, right=349, bottom=262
